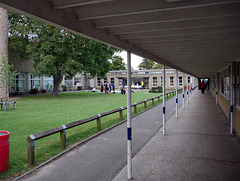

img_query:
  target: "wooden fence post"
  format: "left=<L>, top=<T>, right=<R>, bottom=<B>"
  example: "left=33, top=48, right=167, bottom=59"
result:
left=144, top=100, right=147, bottom=109
left=119, top=107, right=123, bottom=121
left=134, top=103, right=137, bottom=114
left=97, top=114, right=101, bottom=132
left=27, top=136, right=35, bottom=167
left=158, top=96, right=160, bottom=102
left=60, top=125, right=66, bottom=149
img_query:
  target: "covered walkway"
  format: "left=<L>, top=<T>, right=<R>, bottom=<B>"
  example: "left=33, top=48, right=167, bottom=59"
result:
left=113, top=90, right=240, bottom=181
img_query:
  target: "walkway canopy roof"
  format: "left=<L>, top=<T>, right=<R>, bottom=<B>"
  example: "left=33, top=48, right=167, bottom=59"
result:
left=1, top=0, right=240, bottom=78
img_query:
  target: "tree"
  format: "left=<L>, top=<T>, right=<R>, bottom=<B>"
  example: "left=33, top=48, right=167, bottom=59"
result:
left=138, top=59, right=155, bottom=70
left=110, top=55, right=126, bottom=70
left=153, top=64, right=163, bottom=69
left=0, top=57, right=19, bottom=102
left=8, top=12, right=120, bottom=96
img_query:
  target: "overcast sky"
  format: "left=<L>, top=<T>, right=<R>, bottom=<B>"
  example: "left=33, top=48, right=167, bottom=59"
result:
left=115, top=51, right=143, bottom=70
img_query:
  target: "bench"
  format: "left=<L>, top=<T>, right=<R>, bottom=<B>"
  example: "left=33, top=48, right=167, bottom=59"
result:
left=0, top=99, right=16, bottom=111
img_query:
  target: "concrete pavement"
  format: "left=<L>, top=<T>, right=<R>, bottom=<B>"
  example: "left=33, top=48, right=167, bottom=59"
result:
left=113, top=90, right=240, bottom=181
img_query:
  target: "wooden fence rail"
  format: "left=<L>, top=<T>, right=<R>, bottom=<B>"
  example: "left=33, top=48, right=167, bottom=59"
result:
left=27, top=89, right=181, bottom=166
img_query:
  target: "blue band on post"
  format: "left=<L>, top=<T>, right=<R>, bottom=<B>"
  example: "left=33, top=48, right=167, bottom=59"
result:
left=216, top=91, right=218, bottom=95
left=163, top=107, right=165, bottom=114
left=190, top=90, right=191, bottom=93
left=183, top=94, right=184, bottom=98
left=187, top=91, right=188, bottom=95
left=176, top=98, right=178, bottom=103
left=127, top=128, right=132, bottom=140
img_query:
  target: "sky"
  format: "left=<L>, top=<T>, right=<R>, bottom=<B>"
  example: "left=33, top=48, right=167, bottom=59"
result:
left=115, top=51, right=144, bottom=70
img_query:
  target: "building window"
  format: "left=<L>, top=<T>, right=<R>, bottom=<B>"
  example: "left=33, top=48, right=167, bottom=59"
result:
left=97, top=78, right=101, bottom=86
left=28, top=74, right=41, bottom=91
left=219, top=67, right=230, bottom=98
left=160, top=76, right=163, bottom=87
left=188, top=76, right=191, bottom=83
left=178, top=76, right=183, bottom=87
left=44, top=76, right=54, bottom=90
left=74, top=77, right=81, bottom=87
left=111, top=77, right=114, bottom=85
left=104, top=78, right=107, bottom=84
left=64, top=78, right=73, bottom=88
left=14, top=73, right=25, bottom=92
left=169, top=77, right=174, bottom=87
left=153, top=77, right=157, bottom=87
left=90, top=79, right=94, bottom=87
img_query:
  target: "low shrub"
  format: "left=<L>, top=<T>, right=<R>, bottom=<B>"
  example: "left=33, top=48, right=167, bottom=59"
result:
left=149, top=86, right=163, bottom=93
left=30, top=88, right=38, bottom=94
left=77, top=86, right=82, bottom=90
left=61, top=85, right=67, bottom=92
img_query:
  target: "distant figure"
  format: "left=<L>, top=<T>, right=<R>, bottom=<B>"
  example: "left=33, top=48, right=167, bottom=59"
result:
left=109, top=84, right=112, bottom=92
left=200, top=80, right=205, bottom=94
left=112, top=83, right=115, bottom=93
left=101, top=83, right=103, bottom=93
left=105, top=82, right=109, bottom=94
left=141, top=81, right=144, bottom=90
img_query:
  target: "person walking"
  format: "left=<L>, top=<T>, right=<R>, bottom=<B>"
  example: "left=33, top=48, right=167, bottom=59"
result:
left=141, top=81, right=144, bottom=90
left=101, top=83, right=103, bottom=93
left=200, top=80, right=205, bottom=94
left=112, top=83, right=115, bottom=94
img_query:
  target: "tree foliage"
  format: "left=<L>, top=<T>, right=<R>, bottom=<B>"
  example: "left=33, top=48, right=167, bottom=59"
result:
left=138, top=59, right=171, bottom=70
left=8, top=12, right=120, bottom=96
left=138, top=59, right=155, bottom=70
left=0, top=57, right=19, bottom=101
left=110, top=55, right=126, bottom=70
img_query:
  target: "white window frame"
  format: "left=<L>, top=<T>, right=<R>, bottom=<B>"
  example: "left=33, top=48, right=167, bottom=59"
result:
left=169, top=77, right=174, bottom=87
left=97, top=78, right=101, bottom=87
left=178, top=76, right=183, bottom=87
left=152, top=77, right=157, bottom=87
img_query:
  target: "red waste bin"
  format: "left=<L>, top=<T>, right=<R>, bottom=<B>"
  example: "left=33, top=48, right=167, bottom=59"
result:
left=0, top=131, right=9, bottom=172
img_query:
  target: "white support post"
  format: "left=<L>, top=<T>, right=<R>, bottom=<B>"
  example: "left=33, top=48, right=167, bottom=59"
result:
left=182, top=73, right=185, bottom=109
left=127, top=52, right=132, bottom=180
left=212, top=75, right=214, bottom=97
left=175, top=70, right=178, bottom=118
left=230, top=64, right=233, bottom=134
left=216, top=72, right=219, bottom=105
left=187, top=75, right=189, bottom=104
left=163, top=65, right=166, bottom=135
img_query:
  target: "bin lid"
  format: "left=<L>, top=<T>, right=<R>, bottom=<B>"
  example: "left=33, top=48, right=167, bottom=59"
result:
left=0, top=133, right=6, bottom=136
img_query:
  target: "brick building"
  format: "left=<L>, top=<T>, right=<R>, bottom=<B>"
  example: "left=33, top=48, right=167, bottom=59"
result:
left=0, top=7, right=8, bottom=99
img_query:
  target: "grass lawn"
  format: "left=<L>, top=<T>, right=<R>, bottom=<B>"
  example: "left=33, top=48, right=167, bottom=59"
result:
left=0, top=90, right=174, bottom=180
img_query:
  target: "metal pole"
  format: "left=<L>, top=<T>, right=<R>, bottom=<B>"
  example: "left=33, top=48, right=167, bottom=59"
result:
left=176, top=70, right=178, bottom=117
left=127, top=51, right=132, bottom=180
left=230, top=64, right=233, bottom=134
left=187, top=75, right=189, bottom=104
left=216, top=72, right=219, bottom=104
left=182, top=73, right=185, bottom=109
left=212, top=75, right=214, bottom=97
left=163, top=65, right=166, bottom=135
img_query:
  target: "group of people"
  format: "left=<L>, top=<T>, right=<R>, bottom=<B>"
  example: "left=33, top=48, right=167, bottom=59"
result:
left=101, top=82, right=115, bottom=94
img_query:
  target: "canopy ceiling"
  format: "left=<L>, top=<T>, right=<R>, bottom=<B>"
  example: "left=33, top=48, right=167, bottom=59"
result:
left=1, top=0, right=240, bottom=78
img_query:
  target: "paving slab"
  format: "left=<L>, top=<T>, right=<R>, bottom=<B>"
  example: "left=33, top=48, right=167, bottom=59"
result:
left=113, top=90, right=240, bottom=181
